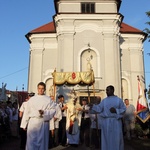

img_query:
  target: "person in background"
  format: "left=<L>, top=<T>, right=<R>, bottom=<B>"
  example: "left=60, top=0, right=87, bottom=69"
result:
left=53, top=96, right=62, bottom=147
left=90, top=96, right=101, bottom=149
left=19, top=92, right=35, bottom=149
left=49, top=95, right=62, bottom=148
left=20, top=82, right=56, bottom=150
left=91, top=85, right=126, bottom=150
left=0, top=102, right=9, bottom=138
left=123, top=98, right=136, bottom=140
left=11, top=102, right=19, bottom=138
left=58, top=94, right=67, bottom=146
left=80, top=97, right=91, bottom=147
left=5, top=101, right=13, bottom=137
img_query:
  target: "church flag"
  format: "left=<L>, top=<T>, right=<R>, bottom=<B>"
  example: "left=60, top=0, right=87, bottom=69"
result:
left=136, top=76, right=150, bottom=123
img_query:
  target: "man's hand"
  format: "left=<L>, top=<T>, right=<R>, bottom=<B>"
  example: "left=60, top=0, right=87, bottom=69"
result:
left=63, top=105, right=68, bottom=110
left=76, top=108, right=82, bottom=111
left=23, top=128, right=27, bottom=131
left=39, top=110, right=44, bottom=115
left=110, top=107, right=116, bottom=113
left=54, top=117, right=57, bottom=122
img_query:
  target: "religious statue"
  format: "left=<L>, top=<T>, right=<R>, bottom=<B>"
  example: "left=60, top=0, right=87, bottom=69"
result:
left=86, top=57, right=92, bottom=71
left=49, top=85, right=54, bottom=97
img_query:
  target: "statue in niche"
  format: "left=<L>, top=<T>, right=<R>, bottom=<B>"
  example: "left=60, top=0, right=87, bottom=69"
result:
left=49, top=85, right=54, bottom=97
left=86, top=57, right=92, bottom=71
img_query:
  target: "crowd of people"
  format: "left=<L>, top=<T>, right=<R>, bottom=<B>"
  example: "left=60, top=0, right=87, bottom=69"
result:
left=0, top=100, right=19, bottom=140
left=0, top=82, right=150, bottom=150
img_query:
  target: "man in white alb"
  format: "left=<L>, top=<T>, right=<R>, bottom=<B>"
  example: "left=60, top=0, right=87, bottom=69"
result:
left=20, top=82, right=56, bottom=150
left=91, top=85, right=126, bottom=150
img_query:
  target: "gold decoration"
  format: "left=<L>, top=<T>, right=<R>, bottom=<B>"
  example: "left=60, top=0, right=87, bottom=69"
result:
left=52, top=70, right=95, bottom=85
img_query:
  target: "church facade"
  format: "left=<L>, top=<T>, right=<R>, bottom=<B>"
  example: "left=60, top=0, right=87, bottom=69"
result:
left=26, top=0, right=147, bottom=106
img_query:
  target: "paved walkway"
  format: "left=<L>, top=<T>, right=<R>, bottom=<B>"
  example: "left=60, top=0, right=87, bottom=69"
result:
left=0, top=137, right=150, bottom=150
left=50, top=141, right=134, bottom=150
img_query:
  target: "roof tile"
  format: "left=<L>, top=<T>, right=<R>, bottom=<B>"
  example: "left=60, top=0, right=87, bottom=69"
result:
left=30, top=22, right=56, bottom=33
left=120, top=22, right=143, bottom=34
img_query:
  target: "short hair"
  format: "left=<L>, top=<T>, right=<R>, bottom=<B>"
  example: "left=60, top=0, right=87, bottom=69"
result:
left=82, top=97, right=87, bottom=101
left=37, top=82, right=46, bottom=90
left=107, top=85, right=114, bottom=92
left=58, top=95, right=64, bottom=99
left=124, top=99, right=129, bottom=101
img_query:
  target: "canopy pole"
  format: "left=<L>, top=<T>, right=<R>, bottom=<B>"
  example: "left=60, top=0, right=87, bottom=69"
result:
left=53, top=83, right=56, bottom=101
left=92, top=83, right=95, bottom=98
left=87, top=85, right=90, bottom=104
left=92, top=82, right=99, bottom=137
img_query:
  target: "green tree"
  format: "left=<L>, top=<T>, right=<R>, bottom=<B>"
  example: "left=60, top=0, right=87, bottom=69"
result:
left=144, top=11, right=150, bottom=42
left=145, top=12, right=150, bottom=96
left=147, top=84, right=150, bottom=99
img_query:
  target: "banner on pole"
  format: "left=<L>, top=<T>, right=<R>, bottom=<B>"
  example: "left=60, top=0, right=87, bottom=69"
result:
left=136, top=76, right=150, bottom=123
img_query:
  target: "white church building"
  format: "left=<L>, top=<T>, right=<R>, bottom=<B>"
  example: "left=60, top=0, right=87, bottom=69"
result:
left=25, top=0, right=147, bottom=106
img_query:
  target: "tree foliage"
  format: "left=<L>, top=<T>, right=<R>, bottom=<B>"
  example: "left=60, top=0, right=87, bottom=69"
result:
left=147, top=84, right=150, bottom=99
left=144, top=11, right=150, bottom=42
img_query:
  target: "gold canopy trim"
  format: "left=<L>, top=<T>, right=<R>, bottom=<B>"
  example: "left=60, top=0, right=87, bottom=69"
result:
left=52, top=70, right=95, bottom=85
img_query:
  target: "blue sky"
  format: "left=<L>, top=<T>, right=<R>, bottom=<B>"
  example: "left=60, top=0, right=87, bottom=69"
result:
left=0, top=0, right=150, bottom=91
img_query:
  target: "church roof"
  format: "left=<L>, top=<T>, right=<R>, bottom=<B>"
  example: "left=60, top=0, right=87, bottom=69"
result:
left=26, top=21, right=147, bottom=42
left=29, top=22, right=56, bottom=34
left=27, top=21, right=145, bottom=35
left=120, top=22, right=144, bottom=34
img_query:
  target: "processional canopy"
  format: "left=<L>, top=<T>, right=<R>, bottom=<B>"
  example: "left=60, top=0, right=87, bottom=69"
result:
left=52, top=69, right=95, bottom=86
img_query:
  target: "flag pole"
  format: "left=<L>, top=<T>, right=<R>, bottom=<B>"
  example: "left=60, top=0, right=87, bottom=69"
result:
left=136, top=75, right=150, bottom=123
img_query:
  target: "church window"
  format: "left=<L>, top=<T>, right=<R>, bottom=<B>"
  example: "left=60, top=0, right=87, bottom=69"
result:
left=81, top=3, right=95, bottom=13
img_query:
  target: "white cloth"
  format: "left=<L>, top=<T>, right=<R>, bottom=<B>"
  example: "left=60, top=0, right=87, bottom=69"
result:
left=19, top=101, right=28, bottom=113
left=58, top=102, right=67, bottom=117
left=92, top=96, right=126, bottom=150
left=49, top=118, right=54, bottom=130
left=49, top=103, right=62, bottom=130
left=54, top=103, right=62, bottom=128
left=82, top=104, right=90, bottom=118
left=66, top=101, right=82, bottom=144
left=20, top=95, right=56, bottom=150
